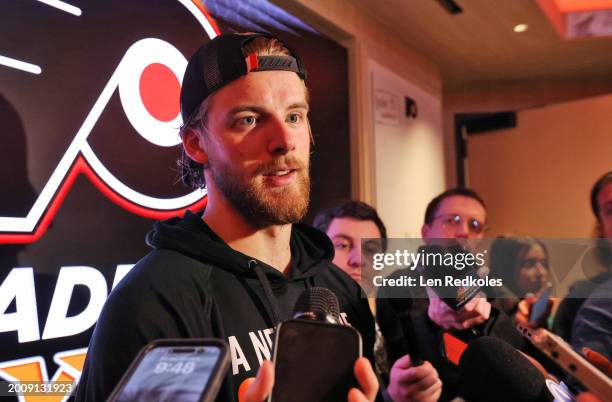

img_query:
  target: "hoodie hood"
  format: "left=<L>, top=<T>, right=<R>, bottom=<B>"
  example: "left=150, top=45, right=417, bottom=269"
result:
left=146, top=210, right=335, bottom=282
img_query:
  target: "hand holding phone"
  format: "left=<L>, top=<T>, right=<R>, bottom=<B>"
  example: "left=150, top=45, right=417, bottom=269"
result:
left=269, top=319, right=362, bottom=402
left=516, top=324, right=612, bottom=402
left=240, top=358, right=378, bottom=402
left=386, top=355, right=442, bottom=402
left=427, top=289, right=491, bottom=331
left=515, top=285, right=553, bottom=328
left=108, top=339, right=229, bottom=402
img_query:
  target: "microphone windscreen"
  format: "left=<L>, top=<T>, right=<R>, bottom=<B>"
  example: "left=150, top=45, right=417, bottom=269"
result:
left=292, top=287, right=340, bottom=323
left=458, top=336, right=551, bottom=402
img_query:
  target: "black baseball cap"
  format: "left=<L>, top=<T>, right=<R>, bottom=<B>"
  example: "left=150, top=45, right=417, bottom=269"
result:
left=180, top=32, right=307, bottom=123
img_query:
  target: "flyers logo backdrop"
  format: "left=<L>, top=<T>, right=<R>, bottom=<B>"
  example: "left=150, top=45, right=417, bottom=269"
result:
left=0, top=0, right=214, bottom=244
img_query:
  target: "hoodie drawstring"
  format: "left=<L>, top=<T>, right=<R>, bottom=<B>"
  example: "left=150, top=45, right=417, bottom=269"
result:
left=249, top=259, right=281, bottom=325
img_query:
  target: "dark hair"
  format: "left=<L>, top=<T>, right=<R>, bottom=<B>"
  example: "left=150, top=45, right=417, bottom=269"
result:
left=489, top=236, right=549, bottom=296
left=313, top=200, right=387, bottom=240
left=423, top=187, right=486, bottom=224
left=591, top=171, right=612, bottom=222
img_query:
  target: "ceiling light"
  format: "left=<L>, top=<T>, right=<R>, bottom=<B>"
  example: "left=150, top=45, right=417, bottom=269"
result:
left=513, top=24, right=529, bottom=33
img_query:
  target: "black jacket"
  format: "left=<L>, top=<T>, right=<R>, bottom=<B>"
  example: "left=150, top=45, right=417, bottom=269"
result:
left=75, top=211, right=376, bottom=402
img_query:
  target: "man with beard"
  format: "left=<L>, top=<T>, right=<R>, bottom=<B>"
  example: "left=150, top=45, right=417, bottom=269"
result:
left=76, top=33, right=378, bottom=402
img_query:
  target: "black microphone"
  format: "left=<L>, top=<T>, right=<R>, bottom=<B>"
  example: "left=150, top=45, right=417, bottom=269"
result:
left=292, top=286, right=341, bottom=323
left=458, top=336, right=554, bottom=402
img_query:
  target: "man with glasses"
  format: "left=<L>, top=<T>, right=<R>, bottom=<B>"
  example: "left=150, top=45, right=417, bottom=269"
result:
left=421, top=188, right=487, bottom=240
left=377, top=188, right=524, bottom=401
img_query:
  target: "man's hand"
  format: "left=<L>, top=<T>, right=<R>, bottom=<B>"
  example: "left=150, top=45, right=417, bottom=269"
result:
left=386, top=355, right=442, bottom=402
left=240, top=358, right=379, bottom=402
left=427, top=291, right=491, bottom=330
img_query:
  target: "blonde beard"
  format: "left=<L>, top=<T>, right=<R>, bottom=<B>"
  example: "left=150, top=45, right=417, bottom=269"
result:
left=208, top=157, right=310, bottom=228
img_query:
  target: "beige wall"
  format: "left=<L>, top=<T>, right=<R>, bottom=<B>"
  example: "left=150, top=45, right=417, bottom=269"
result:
left=273, top=0, right=612, bottom=238
left=443, top=77, right=612, bottom=187
left=467, top=92, right=612, bottom=237
left=273, top=0, right=443, bottom=207
left=370, top=60, right=445, bottom=237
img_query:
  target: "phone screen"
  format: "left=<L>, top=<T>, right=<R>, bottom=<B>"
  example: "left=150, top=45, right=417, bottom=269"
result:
left=112, top=345, right=223, bottom=402
left=270, top=320, right=361, bottom=402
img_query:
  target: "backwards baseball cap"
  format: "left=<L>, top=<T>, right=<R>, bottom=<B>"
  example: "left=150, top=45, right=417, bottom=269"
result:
left=180, top=32, right=307, bottom=123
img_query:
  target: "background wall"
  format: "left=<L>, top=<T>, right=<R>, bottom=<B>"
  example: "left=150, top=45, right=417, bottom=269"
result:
left=274, top=0, right=443, bottom=207
left=444, top=78, right=612, bottom=187
left=467, top=92, right=612, bottom=237
left=370, top=61, right=445, bottom=237
left=277, top=0, right=612, bottom=240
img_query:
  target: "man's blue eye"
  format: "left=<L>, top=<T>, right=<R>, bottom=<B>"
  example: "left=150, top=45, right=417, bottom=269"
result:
left=241, top=116, right=256, bottom=125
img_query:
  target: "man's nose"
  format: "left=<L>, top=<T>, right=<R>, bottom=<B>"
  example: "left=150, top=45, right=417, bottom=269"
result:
left=267, top=117, right=296, bottom=156
left=348, top=244, right=362, bottom=268
left=455, top=223, right=470, bottom=238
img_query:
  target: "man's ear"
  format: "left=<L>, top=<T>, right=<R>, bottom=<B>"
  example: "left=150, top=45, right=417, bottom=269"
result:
left=182, top=127, right=208, bottom=165
left=421, top=223, right=430, bottom=239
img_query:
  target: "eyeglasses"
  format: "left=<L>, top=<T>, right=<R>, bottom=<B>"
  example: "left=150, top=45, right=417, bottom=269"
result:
left=431, top=214, right=486, bottom=235
left=521, top=258, right=549, bottom=269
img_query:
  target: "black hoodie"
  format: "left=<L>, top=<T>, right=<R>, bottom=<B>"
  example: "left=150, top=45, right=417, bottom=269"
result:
left=75, top=211, right=376, bottom=402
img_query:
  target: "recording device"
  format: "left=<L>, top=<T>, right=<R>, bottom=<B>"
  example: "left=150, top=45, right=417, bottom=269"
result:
left=517, top=323, right=612, bottom=402
left=458, top=336, right=557, bottom=402
left=269, top=287, right=362, bottom=402
left=108, top=339, right=230, bottom=402
left=529, top=284, right=552, bottom=325
left=419, top=243, right=482, bottom=310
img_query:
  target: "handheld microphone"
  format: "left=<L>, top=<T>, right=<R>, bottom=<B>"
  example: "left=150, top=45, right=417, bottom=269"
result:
left=292, top=286, right=341, bottom=323
left=419, top=243, right=482, bottom=310
left=269, top=287, right=362, bottom=402
left=458, top=336, right=556, bottom=402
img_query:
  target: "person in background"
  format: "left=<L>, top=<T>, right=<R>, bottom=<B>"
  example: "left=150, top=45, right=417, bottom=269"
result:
left=377, top=188, right=525, bottom=402
left=313, top=200, right=387, bottom=285
left=553, top=171, right=612, bottom=341
left=571, top=276, right=612, bottom=402
left=314, top=200, right=442, bottom=402
left=490, top=237, right=554, bottom=326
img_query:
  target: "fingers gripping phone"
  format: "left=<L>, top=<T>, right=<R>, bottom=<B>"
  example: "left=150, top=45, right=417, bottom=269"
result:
left=269, top=319, right=362, bottom=402
left=108, top=339, right=230, bottom=402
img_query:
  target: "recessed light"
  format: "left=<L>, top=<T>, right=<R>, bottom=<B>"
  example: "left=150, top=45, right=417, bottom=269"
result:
left=513, top=24, right=529, bottom=33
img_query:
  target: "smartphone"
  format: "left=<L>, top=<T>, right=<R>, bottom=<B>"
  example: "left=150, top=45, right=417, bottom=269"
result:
left=529, top=285, right=552, bottom=324
left=108, top=339, right=230, bottom=402
left=269, top=319, right=362, bottom=402
left=516, top=324, right=612, bottom=402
